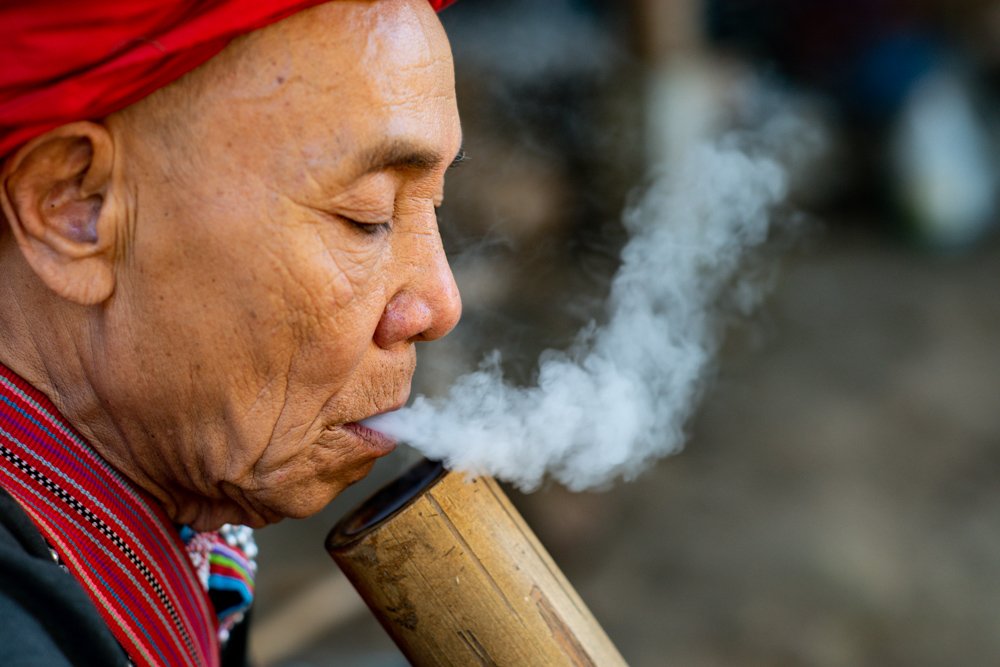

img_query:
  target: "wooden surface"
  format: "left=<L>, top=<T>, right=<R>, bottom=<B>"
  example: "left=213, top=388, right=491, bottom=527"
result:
left=329, top=471, right=628, bottom=666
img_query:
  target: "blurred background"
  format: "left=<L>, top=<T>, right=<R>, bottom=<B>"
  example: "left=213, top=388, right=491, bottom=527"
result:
left=251, top=1, right=1000, bottom=665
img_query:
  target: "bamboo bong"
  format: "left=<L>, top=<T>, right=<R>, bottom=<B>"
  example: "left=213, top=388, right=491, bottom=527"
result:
left=326, top=459, right=627, bottom=666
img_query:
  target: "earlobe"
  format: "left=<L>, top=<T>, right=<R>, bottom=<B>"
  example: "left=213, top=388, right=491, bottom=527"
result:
left=0, top=122, right=120, bottom=305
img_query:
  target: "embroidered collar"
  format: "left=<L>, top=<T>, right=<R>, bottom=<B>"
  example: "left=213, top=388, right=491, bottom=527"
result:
left=180, top=523, right=257, bottom=643
left=0, top=364, right=220, bottom=667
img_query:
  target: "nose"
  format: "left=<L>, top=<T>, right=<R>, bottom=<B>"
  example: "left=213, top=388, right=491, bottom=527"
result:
left=373, top=238, right=462, bottom=349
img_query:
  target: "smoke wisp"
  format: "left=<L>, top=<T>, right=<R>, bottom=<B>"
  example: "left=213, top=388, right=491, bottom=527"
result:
left=366, top=140, right=788, bottom=491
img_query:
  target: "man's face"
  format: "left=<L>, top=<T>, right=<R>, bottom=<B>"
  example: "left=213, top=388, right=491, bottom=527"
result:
left=100, top=0, right=462, bottom=529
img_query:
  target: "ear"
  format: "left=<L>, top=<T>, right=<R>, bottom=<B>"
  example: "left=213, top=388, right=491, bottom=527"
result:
left=0, top=122, right=122, bottom=305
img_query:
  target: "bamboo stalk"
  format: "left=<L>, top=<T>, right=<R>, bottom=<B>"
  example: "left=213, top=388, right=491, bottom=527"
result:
left=326, top=459, right=627, bottom=666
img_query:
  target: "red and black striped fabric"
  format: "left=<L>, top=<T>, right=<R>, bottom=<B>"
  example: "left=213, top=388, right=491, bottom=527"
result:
left=0, top=364, right=219, bottom=667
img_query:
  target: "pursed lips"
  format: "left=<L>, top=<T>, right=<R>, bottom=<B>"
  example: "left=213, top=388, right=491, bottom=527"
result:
left=342, top=420, right=397, bottom=456
left=341, top=397, right=407, bottom=456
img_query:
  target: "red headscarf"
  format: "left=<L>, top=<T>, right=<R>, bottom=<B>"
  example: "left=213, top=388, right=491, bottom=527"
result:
left=0, top=0, right=457, bottom=158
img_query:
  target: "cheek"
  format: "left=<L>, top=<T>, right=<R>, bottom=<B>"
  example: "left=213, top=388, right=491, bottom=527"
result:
left=280, top=228, right=392, bottom=368
left=321, top=240, right=387, bottom=311
left=222, top=230, right=395, bottom=470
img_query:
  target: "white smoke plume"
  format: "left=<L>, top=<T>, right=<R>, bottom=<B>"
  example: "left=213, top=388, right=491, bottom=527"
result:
left=366, top=140, right=788, bottom=491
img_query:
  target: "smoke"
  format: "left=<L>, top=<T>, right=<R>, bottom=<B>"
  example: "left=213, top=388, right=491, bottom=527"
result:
left=366, top=139, right=789, bottom=491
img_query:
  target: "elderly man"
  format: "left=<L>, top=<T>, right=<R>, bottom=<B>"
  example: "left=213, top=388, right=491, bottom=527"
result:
left=0, top=0, right=463, bottom=664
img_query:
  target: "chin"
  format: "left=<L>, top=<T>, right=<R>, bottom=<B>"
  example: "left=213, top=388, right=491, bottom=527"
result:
left=252, top=461, right=378, bottom=522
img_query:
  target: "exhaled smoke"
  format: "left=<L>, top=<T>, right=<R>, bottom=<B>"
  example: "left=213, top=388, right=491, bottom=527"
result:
left=366, top=141, right=788, bottom=491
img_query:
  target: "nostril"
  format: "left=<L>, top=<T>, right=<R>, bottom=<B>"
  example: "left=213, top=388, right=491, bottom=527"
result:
left=373, top=293, right=434, bottom=349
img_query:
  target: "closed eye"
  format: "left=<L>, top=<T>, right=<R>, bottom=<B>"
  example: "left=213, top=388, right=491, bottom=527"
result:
left=344, top=216, right=392, bottom=236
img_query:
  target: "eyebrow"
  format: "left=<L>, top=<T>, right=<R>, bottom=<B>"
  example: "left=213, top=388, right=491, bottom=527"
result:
left=356, top=139, right=466, bottom=176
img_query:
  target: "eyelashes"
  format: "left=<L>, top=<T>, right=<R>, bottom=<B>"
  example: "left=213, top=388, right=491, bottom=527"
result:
left=342, top=216, right=392, bottom=237
left=336, top=206, right=442, bottom=237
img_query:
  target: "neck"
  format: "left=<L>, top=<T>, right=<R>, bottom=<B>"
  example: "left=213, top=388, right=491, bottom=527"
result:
left=0, top=244, right=83, bottom=406
left=0, top=241, right=145, bottom=501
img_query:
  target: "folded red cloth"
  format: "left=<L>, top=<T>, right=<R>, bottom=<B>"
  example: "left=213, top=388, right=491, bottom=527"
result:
left=0, top=0, right=457, bottom=158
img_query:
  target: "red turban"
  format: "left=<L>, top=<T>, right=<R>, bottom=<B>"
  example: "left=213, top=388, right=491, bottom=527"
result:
left=0, top=0, right=457, bottom=158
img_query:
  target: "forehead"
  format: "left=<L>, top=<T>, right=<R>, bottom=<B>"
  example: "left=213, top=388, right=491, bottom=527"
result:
left=196, top=0, right=459, bottom=178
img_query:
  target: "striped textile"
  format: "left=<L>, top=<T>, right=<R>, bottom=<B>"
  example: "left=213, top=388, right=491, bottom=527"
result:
left=0, top=363, right=220, bottom=667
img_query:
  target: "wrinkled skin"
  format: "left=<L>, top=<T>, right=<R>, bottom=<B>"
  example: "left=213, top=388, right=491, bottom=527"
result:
left=0, top=0, right=462, bottom=530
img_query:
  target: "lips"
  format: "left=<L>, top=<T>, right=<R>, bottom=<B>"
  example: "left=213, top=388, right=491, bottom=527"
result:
left=343, top=420, right=397, bottom=456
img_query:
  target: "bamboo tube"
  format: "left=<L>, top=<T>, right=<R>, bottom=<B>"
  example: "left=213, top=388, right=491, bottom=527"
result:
left=326, top=459, right=627, bottom=666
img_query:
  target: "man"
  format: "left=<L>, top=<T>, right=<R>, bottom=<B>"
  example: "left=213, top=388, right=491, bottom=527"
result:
left=0, top=0, right=463, bottom=664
